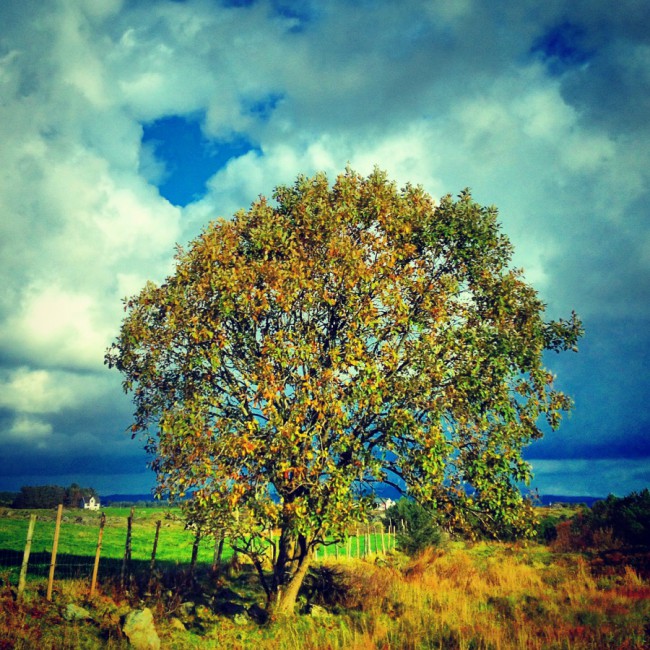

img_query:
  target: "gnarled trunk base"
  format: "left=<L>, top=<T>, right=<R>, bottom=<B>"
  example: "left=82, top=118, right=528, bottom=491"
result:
left=273, top=553, right=311, bottom=616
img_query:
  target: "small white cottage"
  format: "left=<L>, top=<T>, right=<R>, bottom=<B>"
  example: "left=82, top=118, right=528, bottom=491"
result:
left=80, top=496, right=100, bottom=510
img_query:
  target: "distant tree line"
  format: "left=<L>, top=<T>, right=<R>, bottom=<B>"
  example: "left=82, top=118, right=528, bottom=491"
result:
left=0, top=492, right=17, bottom=507
left=11, top=483, right=98, bottom=509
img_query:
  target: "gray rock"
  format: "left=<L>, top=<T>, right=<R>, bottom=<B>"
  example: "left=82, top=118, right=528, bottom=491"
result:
left=179, top=601, right=195, bottom=617
left=63, top=603, right=91, bottom=621
left=169, top=617, right=186, bottom=631
left=309, top=604, right=329, bottom=618
left=123, top=607, right=161, bottom=650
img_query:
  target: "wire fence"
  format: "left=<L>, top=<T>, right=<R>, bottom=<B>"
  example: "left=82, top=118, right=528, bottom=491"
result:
left=0, top=506, right=397, bottom=600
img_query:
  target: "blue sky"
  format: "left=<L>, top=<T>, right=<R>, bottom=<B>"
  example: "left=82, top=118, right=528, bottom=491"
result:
left=0, top=0, right=648, bottom=497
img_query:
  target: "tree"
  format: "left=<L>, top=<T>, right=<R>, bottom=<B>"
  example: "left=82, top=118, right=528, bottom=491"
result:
left=106, top=168, right=582, bottom=613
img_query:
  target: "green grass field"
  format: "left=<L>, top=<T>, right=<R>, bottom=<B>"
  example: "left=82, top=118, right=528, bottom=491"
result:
left=0, top=507, right=393, bottom=585
left=0, top=506, right=229, bottom=583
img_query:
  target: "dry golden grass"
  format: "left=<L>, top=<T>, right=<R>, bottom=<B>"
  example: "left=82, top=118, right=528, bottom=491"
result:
left=298, top=542, right=649, bottom=649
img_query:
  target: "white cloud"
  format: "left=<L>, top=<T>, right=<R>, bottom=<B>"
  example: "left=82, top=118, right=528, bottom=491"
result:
left=0, top=286, right=110, bottom=369
left=0, top=367, right=78, bottom=414
left=6, top=416, right=53, bottom=442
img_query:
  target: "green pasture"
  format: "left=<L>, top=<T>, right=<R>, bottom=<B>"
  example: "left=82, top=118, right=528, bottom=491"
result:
left=0, top=507, right=229, bottom=582
left=0, top=507, right=395, bottom=584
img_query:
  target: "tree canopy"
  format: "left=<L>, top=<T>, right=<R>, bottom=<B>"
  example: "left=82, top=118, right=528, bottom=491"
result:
left=106, top=168, right=582, bottom=612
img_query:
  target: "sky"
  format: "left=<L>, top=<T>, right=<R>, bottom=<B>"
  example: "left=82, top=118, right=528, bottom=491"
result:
left=0, top=0, right=648, bottom=498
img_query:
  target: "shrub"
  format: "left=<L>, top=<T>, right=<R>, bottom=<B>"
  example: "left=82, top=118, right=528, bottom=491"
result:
left=301, top=565, right=350, bottom=609
left=384, top=499, right=443, bottom=555
left=536, top=512, right=570, bottom=543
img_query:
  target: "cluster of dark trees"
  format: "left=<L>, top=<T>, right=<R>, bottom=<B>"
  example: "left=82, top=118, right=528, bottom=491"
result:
left=10, top=484, right=98, bottom=509
left=526, top=489, right=650, bottom=550
left=587, top=489, right=650, bottom=546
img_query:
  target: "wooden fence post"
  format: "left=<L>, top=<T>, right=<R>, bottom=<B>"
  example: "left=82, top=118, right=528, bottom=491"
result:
left=90, top=512, right=106, bottom=597
left=47, top=504, right=63, bottom=601
left=147, top=519, right=161, bottom=589
left=121, top=506, right=134, bottom=589
left=18, top=514, right=37, bottom=600
left=190, top=528, right=201, bottom=578
left=151, top=520, right=161, bottom=568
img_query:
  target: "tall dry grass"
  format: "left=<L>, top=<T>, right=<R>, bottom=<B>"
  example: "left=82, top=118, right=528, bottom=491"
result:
left=279, top=543, right=649, bottom=650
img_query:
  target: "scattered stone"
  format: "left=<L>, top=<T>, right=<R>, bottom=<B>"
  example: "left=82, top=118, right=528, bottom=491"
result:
left=123, top=607, right=161, bottom=650
left=169, top=617, right=186, bottom=631
left=309, top=604, right=329, bottom=618
left=179, top=601, right=195, bottom=617
left=215, top=587, right=242, bottom=601
left=63, top=603, right=92, bottom=621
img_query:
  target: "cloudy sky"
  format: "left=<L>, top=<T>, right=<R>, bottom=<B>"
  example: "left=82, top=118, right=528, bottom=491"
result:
left=1, top=0, right=648, bottom=498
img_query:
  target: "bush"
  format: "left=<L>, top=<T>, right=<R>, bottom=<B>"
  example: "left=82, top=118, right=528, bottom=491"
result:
left=384, top=499, right=443, bottom=555
left=301, top=565, right=350, bottom=608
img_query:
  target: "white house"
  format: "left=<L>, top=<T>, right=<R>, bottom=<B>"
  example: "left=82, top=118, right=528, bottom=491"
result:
left=80, top=496, right=100, bottom=510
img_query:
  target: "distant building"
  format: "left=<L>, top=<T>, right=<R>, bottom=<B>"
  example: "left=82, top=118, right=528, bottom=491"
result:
left=80, top=496, right=100, bottom=510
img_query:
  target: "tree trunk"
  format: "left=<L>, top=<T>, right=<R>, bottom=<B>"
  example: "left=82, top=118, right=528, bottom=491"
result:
left=274, top=551, right=311, bottom=616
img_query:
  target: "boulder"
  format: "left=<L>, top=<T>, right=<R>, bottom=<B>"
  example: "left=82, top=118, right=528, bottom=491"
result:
left=179, top=601, right=195, bottom=617
left=123, top=607, right=161, bottom=650
left=63, top=603, right=91, bottom=621
left=309, top=604, right=330, bottom=618
left=169, top=617, right=186, bottom=631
